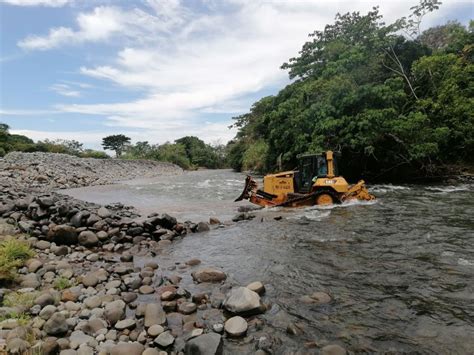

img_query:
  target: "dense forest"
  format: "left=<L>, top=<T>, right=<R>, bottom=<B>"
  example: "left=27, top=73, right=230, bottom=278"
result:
left=227, top=2, right=473, bottom=181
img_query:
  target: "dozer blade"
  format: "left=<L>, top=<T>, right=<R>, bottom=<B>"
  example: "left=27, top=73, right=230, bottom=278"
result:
left=235, top=175, right=256, bottom=202
left=342, top=180, right=375, bottom=202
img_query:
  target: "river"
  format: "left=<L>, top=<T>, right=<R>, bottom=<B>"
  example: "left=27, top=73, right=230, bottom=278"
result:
left=61, top=169, right=474, bottom=354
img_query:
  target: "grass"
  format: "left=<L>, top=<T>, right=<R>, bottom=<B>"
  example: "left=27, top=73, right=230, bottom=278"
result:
left=54, top=277, right=75, bottom=290
left=0, top=311, right=31, bottom=326
left=0, top=237, right=35, bottom=282
left=3, top=291, right=38, bottom=309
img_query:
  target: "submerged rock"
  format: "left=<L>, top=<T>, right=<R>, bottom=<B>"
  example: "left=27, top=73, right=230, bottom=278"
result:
left=192, top=268, right=226, bottom=283
left=184, top=333, right=223, bottom=355
left=223, top=287, right=261, bottom=314
left=224, top=316, right=248, bottom=337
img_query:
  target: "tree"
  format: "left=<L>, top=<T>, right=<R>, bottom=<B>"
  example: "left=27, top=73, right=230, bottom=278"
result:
left=102, top=135, right=131, bottom=157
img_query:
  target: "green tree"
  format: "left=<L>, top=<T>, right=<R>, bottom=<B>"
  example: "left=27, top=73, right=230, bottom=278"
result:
left=102, top=134, right=131, bottom=157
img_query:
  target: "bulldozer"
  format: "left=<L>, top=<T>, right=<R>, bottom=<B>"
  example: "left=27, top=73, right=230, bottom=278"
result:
left=235, top=151, right=375, bottom=207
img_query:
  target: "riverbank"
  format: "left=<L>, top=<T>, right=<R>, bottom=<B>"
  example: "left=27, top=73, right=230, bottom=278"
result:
left=0, top=153, right=282, bottom=355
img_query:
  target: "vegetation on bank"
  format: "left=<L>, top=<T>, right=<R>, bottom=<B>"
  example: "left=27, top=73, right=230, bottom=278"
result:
left=0, top=123, right=108, bottom=159
left=227, top=1, right=473, bottom=181
left=0, top=237, right=35, bottom=282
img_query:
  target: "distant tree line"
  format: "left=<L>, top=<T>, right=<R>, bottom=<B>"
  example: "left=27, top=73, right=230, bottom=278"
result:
left=102, top=134, right=226, bottom=169
left=226, top=1, right=473, bottom=181
left=0, top=124, right=108, bottom=159
left=0, top=125, right=227, bottom=170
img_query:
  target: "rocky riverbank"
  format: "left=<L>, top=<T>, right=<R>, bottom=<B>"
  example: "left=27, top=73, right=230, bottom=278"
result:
left=0, top=154, right=296, bottom=355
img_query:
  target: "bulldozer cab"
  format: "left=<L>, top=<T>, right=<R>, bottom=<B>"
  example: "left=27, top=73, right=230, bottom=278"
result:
left=296, top=152, right=339, bottom=193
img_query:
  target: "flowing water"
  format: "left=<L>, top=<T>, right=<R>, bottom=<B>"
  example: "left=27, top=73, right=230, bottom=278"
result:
left=62, top=170, right=474, bottom=354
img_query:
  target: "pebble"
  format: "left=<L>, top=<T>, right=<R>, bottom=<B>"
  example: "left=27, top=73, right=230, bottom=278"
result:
left=154, top=331, right=175, bottom=347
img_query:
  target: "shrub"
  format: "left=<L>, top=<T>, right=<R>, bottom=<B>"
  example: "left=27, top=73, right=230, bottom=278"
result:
left=54, top=277, right=74, bottom=290
left=0, top=238, right=35, bottom=282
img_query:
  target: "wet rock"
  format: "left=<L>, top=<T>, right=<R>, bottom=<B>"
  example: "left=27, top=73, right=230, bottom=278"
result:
left=192, top=268, right=226, bottom=283
left=224, top=316, right=248, bottom=337
left=185, top=258, right=201, bottom=266
left=44, top=313, right=68, bottom=336
left=144, top=303, right=166, bottom=327
left=104, top=300, right=126, bottom=325
left=195, top=222, right=210, bottom=232
left=48, top=224, right=78, bottom=245
left=157, top=214, right=177, bottom=229
left=310, top=291, right=331, bottom=304
left=185, top=333, right=223, bottom=355
left=178, top=302, right=197, bottom=315
left=7, top=338, right=30, bottom=354
left=223, top=287, right=261, bottom=314
left=154, top=331, right=175, bottom=347
left=212, top=323, right=224, bottom=333
left=109, top=343, right=144, bottom=355
left=321, top=344, right=347, bottom=355
left=78, top=231, right=99, bottom=247
left=246, top=281, right=265, bottom=295
left=209, top=217, right=221, bottom=225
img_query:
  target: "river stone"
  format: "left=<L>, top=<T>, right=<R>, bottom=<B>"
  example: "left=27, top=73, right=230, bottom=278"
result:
left=115, top=319, right=136, bottom=330
left=142, top=349, right=163, bottom=355
left=109, top=343, right=144, bottom=355
left=97, top=207, right=111, bottom=218
left=192, top=268, right=226, bottom=283
left=35, top=292, right=55, bottom=307
left=147, top=324, right=164, bottom=337
left=246, top=281, right=265, bottom=295
left=154, top=331, right=175, bottom=347
left=26, top=258, right=43, bottom=273
left=69, top=330, right=96, bottom=349
left=139, top=285, right=154, bottom=294
left=104, top=300, right=125, bottom=325
left=78, top=231, right=99, bottom=247
left=184, top=333, right=223, bottom=355
left=178, top=302, right=197, bottom=315
left=223, top=287, right=261, bottom=314
left=83, top=318, right=107, bottom=335
left=82, top=273, right=99, bottom=287
left=224, top=316, right=248, bottom=337
left=7, top=338, right=30, bottom=354
left=84, top=296, right=102, bottom=309
left=310, top=291, right=331, bottom=304
left=48, top=224, right=78, bottom=245
left=321, top=344, right=347, bottom=355
left=144, top=303, right=166, bottom=327
left=20, top=273, right=41, bottom=289
left=44, top=313, right=68, bottom=335
left=195, top=222, right=210, bottom=232
left=41, top=337, right=60, bottom=355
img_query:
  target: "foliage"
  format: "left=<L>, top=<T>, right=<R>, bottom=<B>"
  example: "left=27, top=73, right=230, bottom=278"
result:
left=3, top=291, right=38, bottom=309
left=0, top=310, right=31, bottom=325
left=54, top=277, right=75, bottom=290
left=0, top=238, right=35, bottom=282
left=227, top=1, right=474, bottom=181
left=102, top=134, right=131, bottom=157
left=122, top=136, right=226, bottom=169
left=80, top=149, right=110, bottom=159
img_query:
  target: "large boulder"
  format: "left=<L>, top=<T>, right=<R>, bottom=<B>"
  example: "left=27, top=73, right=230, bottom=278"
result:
left=48, top=224, right=78, bottom=245
left=184, top=333, right=223, bottom=355
left=43, top=313, right=68, bottom=336
left=223, top=287, right=261, bottom=314
left=192, top=268, right=226, bottom=283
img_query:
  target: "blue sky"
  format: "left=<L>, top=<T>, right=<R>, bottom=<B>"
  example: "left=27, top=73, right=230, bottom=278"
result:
left=0, top=0, right=472, bottom=149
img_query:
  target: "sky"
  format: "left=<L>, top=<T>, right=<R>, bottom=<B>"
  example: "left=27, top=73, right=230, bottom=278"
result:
left=0, top=0, right=472, bottom=150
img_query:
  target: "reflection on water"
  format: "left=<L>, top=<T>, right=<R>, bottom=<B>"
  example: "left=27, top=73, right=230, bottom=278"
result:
left=62, top=170, right=474, bottom=353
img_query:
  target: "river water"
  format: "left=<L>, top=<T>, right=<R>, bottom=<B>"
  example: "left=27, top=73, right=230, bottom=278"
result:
left=62, top=170, right=474, bottom=354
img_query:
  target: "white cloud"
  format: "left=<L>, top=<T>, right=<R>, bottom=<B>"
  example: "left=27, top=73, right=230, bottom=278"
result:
left=1, top=0, right=70, bottom=7
left=12, top=0, right=470, bottom=144
left=50, top=83, right=81, bottom=97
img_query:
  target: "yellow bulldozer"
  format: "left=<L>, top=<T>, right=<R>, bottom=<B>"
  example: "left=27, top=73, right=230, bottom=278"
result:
left=235, top=151, right=375, bottom=207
